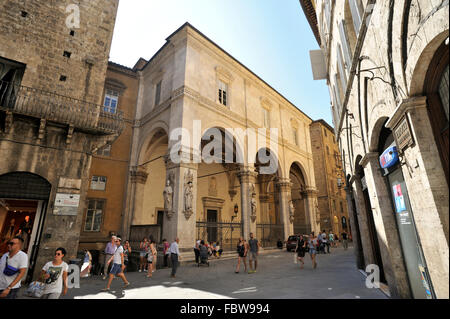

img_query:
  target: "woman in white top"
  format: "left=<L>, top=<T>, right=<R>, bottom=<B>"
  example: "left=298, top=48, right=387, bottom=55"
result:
left=147, top=240, right=157, bottom=278
left=41, top=247, right=69, bottom=299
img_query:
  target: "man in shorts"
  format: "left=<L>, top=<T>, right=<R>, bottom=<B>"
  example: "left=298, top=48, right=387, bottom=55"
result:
left=102, top=237, right=130, bottom=291
left=248, top=233, right=260, bottom=274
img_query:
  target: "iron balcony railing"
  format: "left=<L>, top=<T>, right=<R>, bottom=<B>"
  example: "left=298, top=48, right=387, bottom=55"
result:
left=0, top=80, right=124, bottom=134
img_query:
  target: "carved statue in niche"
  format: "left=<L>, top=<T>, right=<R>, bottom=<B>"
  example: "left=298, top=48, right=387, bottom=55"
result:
left=163, top=179, right=173, bottom=218
left=250, top=183, right=257, bottom=222
left=184, top=170, right=194, bottom=219
left=289, top=200, right=295, bottom=223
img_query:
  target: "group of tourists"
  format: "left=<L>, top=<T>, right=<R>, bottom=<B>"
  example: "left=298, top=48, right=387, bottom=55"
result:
left=0, top=236, right=69, bottom=299
left=294, top=230, right=350, bottom=270
left=194, top=239, right=224, bottom=263
left=138, top=237, right=158, bottom=277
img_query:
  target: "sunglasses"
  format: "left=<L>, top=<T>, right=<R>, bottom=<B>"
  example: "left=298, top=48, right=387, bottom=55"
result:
left=55, top=252, right=63, bottom=256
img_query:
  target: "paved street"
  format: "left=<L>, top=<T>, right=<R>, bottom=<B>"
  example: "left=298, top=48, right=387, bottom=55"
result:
left=38, top=246, right=388, bottom=299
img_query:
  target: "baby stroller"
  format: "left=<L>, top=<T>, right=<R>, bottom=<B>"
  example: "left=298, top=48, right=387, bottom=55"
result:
left=198, top=245, right=210, bottom=267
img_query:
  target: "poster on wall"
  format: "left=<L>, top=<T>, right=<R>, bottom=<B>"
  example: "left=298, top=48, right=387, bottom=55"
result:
left=393, top=184, right=406, bottom=213
left=53, top=193, right=80, bottom=216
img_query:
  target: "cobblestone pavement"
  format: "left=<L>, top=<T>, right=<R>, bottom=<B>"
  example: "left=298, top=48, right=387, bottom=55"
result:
left=20, top=245, right=388, bottom=299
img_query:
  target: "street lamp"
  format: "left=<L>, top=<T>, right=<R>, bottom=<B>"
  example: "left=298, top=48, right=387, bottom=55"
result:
left=232, top=204, right=238, bottom=221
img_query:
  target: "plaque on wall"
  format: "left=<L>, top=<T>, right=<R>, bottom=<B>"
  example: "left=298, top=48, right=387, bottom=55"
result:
left=393, top=116, right=415, bottom=151
left=53, top=193, right=80, bottom=216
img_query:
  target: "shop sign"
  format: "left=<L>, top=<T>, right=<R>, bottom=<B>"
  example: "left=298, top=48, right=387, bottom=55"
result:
left=393, top=116, right=414, bottom=151
left=380, top=146, right=399, bottom=169
left=53, top=193, right=80, bottom=216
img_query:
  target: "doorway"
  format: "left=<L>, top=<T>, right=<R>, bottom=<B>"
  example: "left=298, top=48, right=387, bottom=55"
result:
left=207, top=210, right=218, bottom=242
left=157, top=210, right=164, bottom=243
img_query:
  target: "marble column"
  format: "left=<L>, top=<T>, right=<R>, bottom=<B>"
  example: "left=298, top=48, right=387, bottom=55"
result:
left=386, top=96, right=449, bottom=298
left=302, top=187, right=320, bottom=234
left=361, top=152, right=411, bottom=298
left=276, top=178, right=294, bottom=241
left=238, top=168, right=258, bottom=240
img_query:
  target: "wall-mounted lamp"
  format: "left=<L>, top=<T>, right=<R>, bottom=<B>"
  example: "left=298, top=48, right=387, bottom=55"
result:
left=232, top=204, right=239, bottom=221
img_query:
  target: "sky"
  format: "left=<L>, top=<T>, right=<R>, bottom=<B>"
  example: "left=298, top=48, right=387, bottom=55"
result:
left=109, top=0, right=332, bottom=125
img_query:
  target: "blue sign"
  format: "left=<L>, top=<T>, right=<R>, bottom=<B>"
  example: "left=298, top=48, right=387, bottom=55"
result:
left=380, top=146, right=399, bottom=169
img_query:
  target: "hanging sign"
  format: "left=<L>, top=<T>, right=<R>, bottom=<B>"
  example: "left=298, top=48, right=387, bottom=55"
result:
left=380, top=146, right=399, bottom=169
left=393, top=116, right=414, bottom=151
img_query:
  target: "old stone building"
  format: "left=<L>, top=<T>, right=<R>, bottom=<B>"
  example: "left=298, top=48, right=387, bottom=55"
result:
left=78, top=61, right=138, bottom=255
left=310, top=120, right=349, bottom=236
left=301, top=0, right=449, bottom=298
left=0, top=0, right=121, bottom=282
left=119, top=23, right=321, bottom=256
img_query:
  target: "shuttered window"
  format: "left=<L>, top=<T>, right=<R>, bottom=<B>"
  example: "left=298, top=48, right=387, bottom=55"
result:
left=349, top=0, right=364, bottom=34
left=337, top=45, right=348, bottom=90
left=339, top=20, right=352, bottom=70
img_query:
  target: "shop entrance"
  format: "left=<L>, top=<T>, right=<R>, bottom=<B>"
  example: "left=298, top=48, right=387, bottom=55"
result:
left=0, top=172, right=51, bottom=282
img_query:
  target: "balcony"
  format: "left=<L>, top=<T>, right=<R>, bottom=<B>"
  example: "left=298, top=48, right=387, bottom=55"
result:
left=0, top=80, right=124, bottom=135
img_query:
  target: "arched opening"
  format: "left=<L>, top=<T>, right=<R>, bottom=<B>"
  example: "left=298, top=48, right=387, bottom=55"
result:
left=131, top=128, right=169, bottom=245
left=378, top=123, right=435, bottom=298
left=196, top=127, right=243, bottom=251
left=424, top=39, right=449, bottom=185
left=289, top=163, right=310, bottom=235
left=0, top=172, right=51, bottom=282
left=354, top=154, right=386, bottom=284
left=255, top=148, right=283, bottom=247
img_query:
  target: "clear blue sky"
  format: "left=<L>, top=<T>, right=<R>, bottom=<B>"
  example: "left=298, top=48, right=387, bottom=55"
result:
left=109, top=0, right=332, bottom=125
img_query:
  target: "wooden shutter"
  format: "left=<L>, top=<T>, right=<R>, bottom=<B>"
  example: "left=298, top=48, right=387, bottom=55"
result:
left=349, top=0, right=363, bottom=34
left=337, top=45, right=348, bottom=89
left=339, top=20, right=353, bottom=70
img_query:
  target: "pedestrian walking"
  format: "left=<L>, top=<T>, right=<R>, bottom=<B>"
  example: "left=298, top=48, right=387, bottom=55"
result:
left=163, top=239, right=170, bottom=268
left=194, top=239, right=201, bottom=264
left=235, top=237, right=248, bottom=273
left=169, top=238, right=181, bottom=278
left=308, top=232, right=319, bottom=269
left=295, top=235, right=307, bottom=269
left=341, top=230, right=349, bottom=250
left=147, top=239, right=157, bottom=278
left=123, top=240, right=131, bottom=272
left=0, top=236, right=28, bottom=299
left=139, top=237, right=149, bottom=272
left=248, top=233, right=260, bottom=274
left=103, top=235, right=117, bottom=279
left=322, top=230, right=330, bottom=254
left=102, top=237, right=130, bottom=291
left=329, top=231, right=335, bottom=248
left=40, top=247, right=69, bottom=299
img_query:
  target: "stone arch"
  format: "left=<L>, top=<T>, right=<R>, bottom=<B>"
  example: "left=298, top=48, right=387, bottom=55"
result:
left=137, top=122, right=169, bottom=165
left=407, top=11, right=449, bottom=96
left=199, top=126, right=244, bottom=165
left=285, top=159, right=310, bottom=186
left=289, top=162, right=310, bottom=234
left=368, top=116, right=389, bottom=152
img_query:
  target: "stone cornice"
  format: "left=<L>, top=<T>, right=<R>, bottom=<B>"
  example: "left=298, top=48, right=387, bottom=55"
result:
left=385, top=96, right=427, bottom=129
left=237, top=170, right=258, bottom=184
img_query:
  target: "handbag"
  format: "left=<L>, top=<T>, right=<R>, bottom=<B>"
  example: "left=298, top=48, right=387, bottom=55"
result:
left=3, top=257, right=19, bottom=277
left=25, top=281, right=45, bottom=298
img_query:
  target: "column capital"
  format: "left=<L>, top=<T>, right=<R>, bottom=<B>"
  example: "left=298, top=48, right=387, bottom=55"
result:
left=130, top=168, right=148, bottom=184
left=303, top=186, right=319, bottom=197
left=237, top=169, right=258, bottom=184
left=385, top=96, right=427, bottom=129
left=360, top=152, right=379, bottom=168
left=164, top=154, right=198, bottom=170
left=275, top=178, right=292, bottom=192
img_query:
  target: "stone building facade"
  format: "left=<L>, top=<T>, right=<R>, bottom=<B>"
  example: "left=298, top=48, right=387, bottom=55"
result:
left=121, top=23, right=321, bottom=256
left=0, top=0, right=121, bottom=282
left=310, top=120, right=349, bottom=236
left=301, top=0, right=448, bottom=298
left=78, top=62, right=138, bottom=253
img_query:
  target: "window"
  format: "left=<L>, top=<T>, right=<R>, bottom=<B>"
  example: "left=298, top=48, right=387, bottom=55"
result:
left=263, top=108, right=270, bottom=128
left=324, top=128, right=327, bottom=137
left=340, top=201, right=344, bottom=213
left=84, top=199, right=104, bottom=232
left=337, top=44, right=348, bottom=89
left=96, top=144, right=111, bottom=157
left=90, top=176, right=107, bottom=191
left=293, top=128, right=298, bottom=146
left=349, top=0, right=364, bottom=34
left=333, top=199, right=336, bottom=212
left=103, top=89, right=118, bottom=114
left=155, top=80, right=162, bottom=106
left=218, top=80, right=228, bottom=106
left=326, top=145, right=330, bottom=155
left=339, top=20, right=352, bottom=70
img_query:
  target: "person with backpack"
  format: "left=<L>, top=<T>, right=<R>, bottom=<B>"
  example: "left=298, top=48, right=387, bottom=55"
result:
left=40, top=247, right=69, bottom=299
